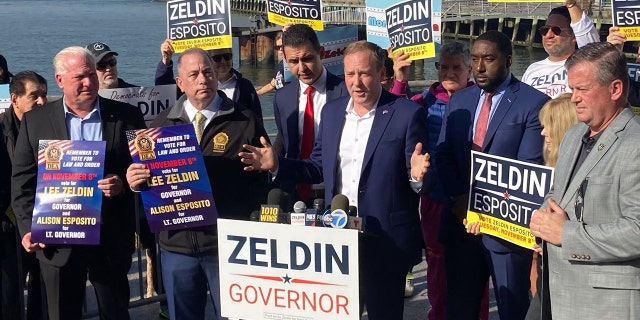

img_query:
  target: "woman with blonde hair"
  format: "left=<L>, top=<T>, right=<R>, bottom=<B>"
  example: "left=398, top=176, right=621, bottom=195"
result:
left=526, top=92, right=579, bottom=320
left=539, top=93, right=579, bottom=166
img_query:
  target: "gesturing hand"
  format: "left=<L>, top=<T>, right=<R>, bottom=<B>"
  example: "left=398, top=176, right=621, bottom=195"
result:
left=410, top=142, right=430, bottom=182
left=238, top=137, right=278, bottom=172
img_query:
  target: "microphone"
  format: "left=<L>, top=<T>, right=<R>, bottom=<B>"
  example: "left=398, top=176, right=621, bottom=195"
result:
left=290, top=201, right=307, bottom=226
left=312, top=198, right=326, bottom=226
left=313, top=198, right=325, bottom=211
left=347, top=205, right=362, bottom=231
left=260, top=188, right=287, bottom=223
left=249, top=210, right=260, bottom=222
left=328, top=194, right=349, bottom=228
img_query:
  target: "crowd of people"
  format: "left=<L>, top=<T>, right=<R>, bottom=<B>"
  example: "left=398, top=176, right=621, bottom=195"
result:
left=2, top=0, right=640, bottom=319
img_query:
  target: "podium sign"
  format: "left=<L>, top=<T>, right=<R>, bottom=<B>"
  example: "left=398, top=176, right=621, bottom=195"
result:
left=218, top=219, right=360, bottom=320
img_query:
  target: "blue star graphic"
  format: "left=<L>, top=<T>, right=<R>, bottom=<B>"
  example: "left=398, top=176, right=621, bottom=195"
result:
left=282, top=274, right=292, bottom=284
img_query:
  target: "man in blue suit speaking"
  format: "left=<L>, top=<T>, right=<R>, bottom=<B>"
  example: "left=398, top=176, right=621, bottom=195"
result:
left=240, top=40, right=430, bottom=320
left=437, top=30, right=550, bottom=320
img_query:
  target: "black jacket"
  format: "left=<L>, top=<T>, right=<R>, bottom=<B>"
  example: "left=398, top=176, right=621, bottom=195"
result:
left=151, top=91, right=269, bottom=254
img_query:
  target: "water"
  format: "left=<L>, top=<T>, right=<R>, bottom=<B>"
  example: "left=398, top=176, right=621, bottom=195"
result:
left=0, top=0, right=548, bottom=132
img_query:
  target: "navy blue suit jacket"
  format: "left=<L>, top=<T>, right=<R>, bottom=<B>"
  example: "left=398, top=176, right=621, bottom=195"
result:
left=436, top=75, right=550, bottom=252
left=277, top=90, right=428, bottom=264
left=273, top=71, right=347, bottom=159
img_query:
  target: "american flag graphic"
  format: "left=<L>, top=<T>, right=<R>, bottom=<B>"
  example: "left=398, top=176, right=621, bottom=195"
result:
left=126, top=128, right=162, bottom=157
left=37, top=140, right=74, bottom=165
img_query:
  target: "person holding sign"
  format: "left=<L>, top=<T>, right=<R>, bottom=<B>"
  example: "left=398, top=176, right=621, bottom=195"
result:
left=530, top=42, right=640, bottom=320
left=436, top=31, right=549, bottom=320
left=127, top=47, right=269, bottom=320
left=521, top=3, right=599, bottom=98
left=155, top=39, right=263, bottom=123
left=85, top=42, right=137, bottom=89
left=10, top=46, right=146, bottom=320
left=239, top=40, right=430, bottom=320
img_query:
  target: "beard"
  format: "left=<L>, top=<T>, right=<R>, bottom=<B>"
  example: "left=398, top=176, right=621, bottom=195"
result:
left=100, top=77, right=118, bottom=89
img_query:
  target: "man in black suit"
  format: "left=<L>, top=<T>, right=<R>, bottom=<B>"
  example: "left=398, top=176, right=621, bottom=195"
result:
left=11, top=46, right=146, bottom=320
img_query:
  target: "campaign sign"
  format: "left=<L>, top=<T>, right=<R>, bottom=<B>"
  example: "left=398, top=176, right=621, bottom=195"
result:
left=31, top=140, right=105, bottom=245
left=613, top=0, right=640, bottom=40
left=467, top=151, right=554, bottom=249
left=126, top=124, right=217, bottom=232
left=385, top=0, right=436, bottom=60
left=218, top=219, right=360, bottom=320
left=98, top=84, right=176, bottom=124
left=367, top=0, right=441, bottom=50
left=628, top=63, right=640, bottom=112
left=166, top=0, right=232, bottom=53
left=283, top=25, right=358, bottom=82
left=0, top=84, right=9, bottom=111
left=266, top=0, right=324, bottom=30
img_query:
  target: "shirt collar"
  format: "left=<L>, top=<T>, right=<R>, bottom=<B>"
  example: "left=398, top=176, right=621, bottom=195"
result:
left=482, top=74, right=512, bottom=96
left=218, top=72, right=237, bottom=86
left=63, top=97, right=101, bottom=120
left=184, top=94, right=222, bottom=122
left=345, top=89, right=382, bottom=118
left=299, top=67, right=328, bottom=93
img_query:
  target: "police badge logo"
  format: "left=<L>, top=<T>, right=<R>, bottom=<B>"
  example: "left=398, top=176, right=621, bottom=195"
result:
left=213, top=132, right=229, bottom=152
left=44, top=144, right=63, bottom=170
left=134, top=133, right=156, bottom=161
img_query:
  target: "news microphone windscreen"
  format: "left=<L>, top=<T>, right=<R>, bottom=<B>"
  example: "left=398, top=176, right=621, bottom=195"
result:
left=249, top=210, right=260, bottom=221
left=313, top=198, right=325, bottom=211
left=348, top=206, right=357, bottom=217
left=293, top=201, right=307, bottom=213
left=330, top=194, right=349, bottom=211
left=267, top=188, right=284, bottom=205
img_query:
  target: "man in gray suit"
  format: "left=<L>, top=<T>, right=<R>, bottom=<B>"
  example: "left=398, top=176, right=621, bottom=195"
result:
left=530, top=41, right=640, bottom=319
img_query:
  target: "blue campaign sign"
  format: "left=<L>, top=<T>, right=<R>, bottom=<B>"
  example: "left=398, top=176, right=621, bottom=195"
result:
left=31, top=140, right=106, bottom=245
left=467, top=151, right=554, bottom=248
left=266, top=0, right=323, bottom=30
left=385, top=0, right=436, bottom=60
left=127, top=124, right=218, bottom=232
left=612, top=0, right=640, bottom=40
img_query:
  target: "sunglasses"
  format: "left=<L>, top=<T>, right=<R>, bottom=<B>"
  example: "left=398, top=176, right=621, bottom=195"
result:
left=211, top=53, right=232, bottom=62
left=97, top=59, right=117, bottom=70
left=539, top=25, right=565, bottom=37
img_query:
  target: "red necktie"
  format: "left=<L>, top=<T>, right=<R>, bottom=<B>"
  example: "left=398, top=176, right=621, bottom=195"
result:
left=298, top=86, right=315, bottom=201
left=473, top=92, right=493, bottom=151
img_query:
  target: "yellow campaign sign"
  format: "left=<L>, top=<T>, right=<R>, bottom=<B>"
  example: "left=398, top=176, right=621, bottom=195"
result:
left=467, top=210, right=537, bottom=249
left=620, top=26, right=640, bottom=41
left=392, top=42, right=436, bottom=61
left=267, top=12, right=324, bottom=31
left=172, top=35, right=232, bottom=53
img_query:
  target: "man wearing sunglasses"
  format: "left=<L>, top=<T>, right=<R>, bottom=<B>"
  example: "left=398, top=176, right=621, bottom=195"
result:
left=85, top=42, right=136, bottom=89
left=521, top=1, right=599, bottom=98
left=155, top=39, right=263, bottom=123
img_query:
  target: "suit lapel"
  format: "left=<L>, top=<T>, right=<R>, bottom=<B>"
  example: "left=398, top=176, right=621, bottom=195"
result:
left=286, top=82, right=301, bottom=158
left=51, top=99, right=70, bottom=139
left=483, top=77, right=518, bottom=150
left=558, top=109, right=634, bottom=210
left=362, top=92, right=394, bottom=174
left=98, top=98, right=116, bottom=151
left=323, top=101, right=346, bottom=185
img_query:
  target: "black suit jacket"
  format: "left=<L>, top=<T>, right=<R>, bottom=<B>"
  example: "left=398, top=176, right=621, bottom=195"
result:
left=11, top=97, right=146, bottom=267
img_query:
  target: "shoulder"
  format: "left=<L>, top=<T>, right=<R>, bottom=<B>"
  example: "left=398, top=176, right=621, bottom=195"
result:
left=510, top=78, right=550, bottom=104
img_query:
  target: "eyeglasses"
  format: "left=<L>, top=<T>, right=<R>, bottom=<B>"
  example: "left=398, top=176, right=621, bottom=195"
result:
left=211, top=53, right=232, bottom=62
left=275, top=45, right=283, bottom=51
left=97, top=59, right=117, bottom=70
left=539, top=25, right=566, bottom=37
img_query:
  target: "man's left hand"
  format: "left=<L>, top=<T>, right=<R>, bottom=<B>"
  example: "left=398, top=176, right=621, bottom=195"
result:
left=98, top=174, right=123, bottom=197
left=410, top=142, right=430, bottom=182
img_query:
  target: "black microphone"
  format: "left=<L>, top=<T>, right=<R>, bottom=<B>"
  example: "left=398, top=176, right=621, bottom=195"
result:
left=260, top=188, right=286, bottom=223
left=290, top=201, right=306, bottom=225
left=327, top=194, right=349, bottom=228
left=313, top=198, right=325, bottom=211
left=249, top=210, right=260, bottom=222
left=312, top=198, right=326, bottom=226
left=347, top=205, right=362, bottom=231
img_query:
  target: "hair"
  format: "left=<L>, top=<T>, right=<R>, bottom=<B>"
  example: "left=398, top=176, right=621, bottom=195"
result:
left=275, top=31, right=283, bottom=42
left=9, top=71, right=47, bottom=96
left=549, top=6, right=571, bottom=23
left=53, top=46, right=95, bottom=75
left=343, top=40, right=386, bottom=70
left=282, top=24, right=321, bottom=52
left=439, top=41, right=471, bottom=66
left=476, top=30, right=513, bottom=57
left=565, top=42, right=629, bottom=101
left=177, top=47, right=213, bottom=75
left=382, top=50, right=393, bottom=78
left=539, top=93, right=579, bottom=167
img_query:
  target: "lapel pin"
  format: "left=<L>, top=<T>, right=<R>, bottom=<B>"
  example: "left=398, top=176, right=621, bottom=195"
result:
left=598, top=143, right=604, bottom=151
left=382, top=110, right=388, bottom=115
